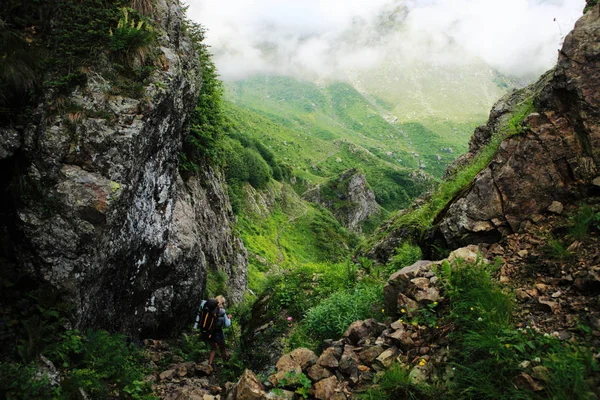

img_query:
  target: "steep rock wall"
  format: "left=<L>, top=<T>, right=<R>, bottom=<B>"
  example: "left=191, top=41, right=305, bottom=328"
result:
left=303, top=168, right=382, bottom=233
left=434, top=5, right=600, bottom=249
left=0, top=0, right=247, bottom=336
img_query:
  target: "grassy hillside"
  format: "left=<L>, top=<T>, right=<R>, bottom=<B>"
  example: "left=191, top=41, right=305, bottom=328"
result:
left=225, top=74, right=501, bottom=178
left=224, top=100, right=433, bottom=212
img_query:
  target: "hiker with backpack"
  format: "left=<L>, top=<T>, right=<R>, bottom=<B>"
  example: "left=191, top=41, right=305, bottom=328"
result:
left=195, top=295, right=232, bottom=366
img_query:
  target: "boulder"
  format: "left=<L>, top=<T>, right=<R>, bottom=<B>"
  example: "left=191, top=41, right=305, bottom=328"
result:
left=195, top=364, right=214, bottom=377
left=338, top=345, right=359, bottom=375
left=447, top=246, right=481, bottom=264
left=318, top=347, right=342, bottom=369
left=358, top=346, right=385, bottom=366
left=290, top=348, right=318, bottom=369
left=386, top=329, right=415, bottom=350
left=376, top=348, right=398, bottom=368
left=265, top=389, right=295, bottom=399
left=547, top=201, right=564, bottom=214
left=313, top=376, right=339, bottom=400
left=275, top=354, right=302, bottom=373
left=384, top=261, right=433, bottom=315
left=308, top=363, right=333, bottom=382
left=160, top=369, right=177, bottom=381
left=343, top=319, right=386, bottom=346
left=231, top=369, right=267, bottom=400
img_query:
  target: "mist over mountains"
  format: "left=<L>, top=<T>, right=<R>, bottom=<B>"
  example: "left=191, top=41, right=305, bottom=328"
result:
left=187, top=0, right=584, bottom=82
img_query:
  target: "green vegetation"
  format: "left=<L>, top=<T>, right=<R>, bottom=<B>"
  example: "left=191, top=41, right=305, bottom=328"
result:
left=289, top=281, right=384, bottom=348
left=1, top=329, right=155, bottom=400
left=542, top=237, right=572, bottom=261
left=388, top=242, right=423, bottom=273
left=223, top=99, right=433, bottom=212
left=360, top=363, right=442, bottom=400
left=440, top=258, right=597, bottom=399
left=584, top=0, right=598, bottom=13
left=0, top=0, right=162, bottom=123
left=569, top=204, right=600, bottom=240
left=363, top=95, right=537, bottom=255
left=275, top=370, right=312, bottom=399
left=179, top=21, right=225, bottom=169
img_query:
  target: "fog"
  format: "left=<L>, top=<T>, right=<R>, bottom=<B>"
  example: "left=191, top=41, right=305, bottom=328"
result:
left=185, top=0, right=585, bottom=81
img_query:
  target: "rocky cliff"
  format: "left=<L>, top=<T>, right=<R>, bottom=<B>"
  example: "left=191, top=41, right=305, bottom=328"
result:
left=0, top=0, right=247, bottom=336
left=303, top=169, right=382, bottom=233
left=434, top=5, right=600, bottom=249
left=364, top=4, right=600, bottom=262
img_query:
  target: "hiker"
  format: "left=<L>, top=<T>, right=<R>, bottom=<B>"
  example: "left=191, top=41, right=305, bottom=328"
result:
left=195, top=295, right=231, bottom=366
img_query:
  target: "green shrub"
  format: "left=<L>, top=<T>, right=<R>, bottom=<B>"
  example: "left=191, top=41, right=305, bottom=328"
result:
left=179, top=21, right=224, bottom=169
left=388, top=242, right=422, bottom=273
left=569, top=204, right=597, bottom=240
left=0, top=362, right=59, bottom=400
left=542, top=237, right=571, bottom=261
left=109, top=8, right=156, bottom=68
left=359, top=363, right=442, bottom=400
left=244, top=148, right=272, bottom=189
left=300, top=282, right=383, bottom=343
left=48, top=329, right=155, bottom=399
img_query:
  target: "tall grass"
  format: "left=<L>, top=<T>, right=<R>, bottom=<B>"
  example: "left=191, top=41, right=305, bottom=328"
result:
left=442, top=259, right=597, bottom=399
left=359, top=363, right=443, bottom=400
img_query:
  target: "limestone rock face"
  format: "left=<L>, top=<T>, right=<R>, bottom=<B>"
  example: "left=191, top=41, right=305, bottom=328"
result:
left=0, top=0, right=247, bottom=335
left=303, top=168, right=381, bottom=233
left=435, top=6, right=600, bottom=249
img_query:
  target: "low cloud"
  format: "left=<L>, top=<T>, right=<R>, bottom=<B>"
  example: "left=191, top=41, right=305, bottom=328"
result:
left=185, top=0, right=585, bottom=81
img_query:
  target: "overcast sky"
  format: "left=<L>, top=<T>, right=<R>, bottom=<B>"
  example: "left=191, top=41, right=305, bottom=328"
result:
left=185, top=0, right=585, bottom=81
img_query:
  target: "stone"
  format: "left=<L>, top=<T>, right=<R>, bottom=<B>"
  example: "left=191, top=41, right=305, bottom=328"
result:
left=0, top=1, right=250, bottom=337
left=313, top=376, right=338, bottom=400
left=302, top=169, right=382, bottom=233
left=573, top=271, right=600, bottom=294
left=390, top=319, right=405, bottom=331
left=447, top=246, right=481, bottom=264
left=196, top=364, right=214, bottom=376
left=386, top=329, right=415, bottom=350
left=160, top=369, right=176, bottom=381
left=290, top=348, right=318, bottom=369
left=36, top=355, right=60, bottom=387
left=177, top=365, right=188, bottom=377
left=408, top=366, right=427, bottom=385
left=358, top=346, right=385, bottom=366
left=410, top=277, right=430, bottom=291
left=343, top=319, right=386, bottom=346
left=593, top=176, right=600, bottom=187
left=547, top=201, right=564, bottom=214
left=515, top=289, right=531, bottom=301
left=414, top=287, right=440, bottom=303
left=266, top=389, right=295, bottom=399
left=384, top=261, right=434, bottom=315
left=275, top=354, right=302, bottom=373
left=376, top=348, right=397, bottom=368
left=234, top=369, right=267, bottom=400
left=518, top=249, right=529, bottom=258
left=318, top=347, right=341, bottom=369
left=397, top=293, right=419, bottom=314
left=537, top=299, right=560, bottom=314
left=308, top=364, right=333, bottom=382
left=0, top=127, right=21, bottom=159
left=531, top=366, right=551, bottom=382
left=338, top=345, right=359, bottom=375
